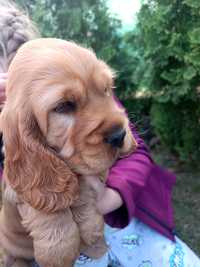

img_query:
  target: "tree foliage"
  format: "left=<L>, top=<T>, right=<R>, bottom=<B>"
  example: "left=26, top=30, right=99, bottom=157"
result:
left=15, top=0, right=136, bottom=97
left=132, top=0, right=200, bottom=103
left=15, top=0, right=200, bottom=161
left=130, top=0, right=200, bottom=161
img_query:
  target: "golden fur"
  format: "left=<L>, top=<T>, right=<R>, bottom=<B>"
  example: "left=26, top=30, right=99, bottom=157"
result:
left=0, top=38, right=136, bottom=267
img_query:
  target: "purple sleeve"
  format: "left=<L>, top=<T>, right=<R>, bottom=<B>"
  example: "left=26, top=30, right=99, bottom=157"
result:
left=105, top=120, right=154, bottom=228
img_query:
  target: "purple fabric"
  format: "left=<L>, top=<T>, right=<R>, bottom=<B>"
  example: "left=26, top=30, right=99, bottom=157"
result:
left=105, top=122, right=176, bottom=241
left=104, top=97, right=176, bottom=240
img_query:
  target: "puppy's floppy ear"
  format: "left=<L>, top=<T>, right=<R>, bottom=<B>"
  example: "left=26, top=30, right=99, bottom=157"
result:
left=1, top=105, right=79, bottom=213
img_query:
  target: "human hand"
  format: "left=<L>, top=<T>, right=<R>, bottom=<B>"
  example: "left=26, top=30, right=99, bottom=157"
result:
left=85, top=176, right=123, bottom=215
left=0, top=72, right=7, bottom=107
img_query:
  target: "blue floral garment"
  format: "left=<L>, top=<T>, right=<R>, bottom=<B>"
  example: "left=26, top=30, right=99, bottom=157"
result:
left=32, top=219, right=200, bottom=267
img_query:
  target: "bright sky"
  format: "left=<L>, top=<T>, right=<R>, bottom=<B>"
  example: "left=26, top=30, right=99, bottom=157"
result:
left=108, top=0, right=141, bottom=28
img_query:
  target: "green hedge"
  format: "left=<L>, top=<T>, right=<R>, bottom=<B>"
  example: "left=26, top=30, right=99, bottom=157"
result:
left=151, top=101, right=200, bottom=162
left=122, top=98, right=151, bottom=122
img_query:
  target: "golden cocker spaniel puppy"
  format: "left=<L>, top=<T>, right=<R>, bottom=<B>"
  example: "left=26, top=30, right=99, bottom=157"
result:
left=0, top=38, right=136, bottom=267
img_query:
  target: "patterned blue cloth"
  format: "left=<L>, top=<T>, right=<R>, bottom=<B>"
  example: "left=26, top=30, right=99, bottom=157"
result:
left=32, top=219, right=200, bottom=267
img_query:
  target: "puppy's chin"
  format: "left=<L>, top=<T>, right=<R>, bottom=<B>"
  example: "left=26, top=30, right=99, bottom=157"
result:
left=119, top=142, right=136, bottom=159
left=66, top=149, right=119, bottom=176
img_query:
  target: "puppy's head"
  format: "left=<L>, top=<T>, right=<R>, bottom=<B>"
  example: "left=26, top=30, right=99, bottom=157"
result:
left=1, top=38, right=137, bottom=212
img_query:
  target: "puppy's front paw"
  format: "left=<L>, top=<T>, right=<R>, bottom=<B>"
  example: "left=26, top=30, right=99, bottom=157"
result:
left=80, top=236, right=108, bottom=259
left=77, top=211, right=104, bottom=246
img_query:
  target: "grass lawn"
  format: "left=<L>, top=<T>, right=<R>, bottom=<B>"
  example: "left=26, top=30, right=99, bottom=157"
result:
left=0, top=147, right=199, bottom=266
left=152, top=146, right=200, bottom=256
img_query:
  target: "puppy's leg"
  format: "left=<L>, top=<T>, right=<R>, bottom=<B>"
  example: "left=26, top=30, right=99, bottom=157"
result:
left=18, top=204, right=80, bottom=267
left=0, top=191, right=34, bottom=266
left=72, top=179, right=107, bottom=259
left=3, top=255, right=32, bottom=267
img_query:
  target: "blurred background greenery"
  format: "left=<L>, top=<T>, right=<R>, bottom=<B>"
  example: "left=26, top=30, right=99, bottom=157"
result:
left=14, top=0, right=200, bottom=254
left=15, top=0, right=200, bottom=164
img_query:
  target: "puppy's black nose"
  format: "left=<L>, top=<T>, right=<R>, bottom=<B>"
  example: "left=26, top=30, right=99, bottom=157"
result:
left=104, top=128, right=126, bottom=148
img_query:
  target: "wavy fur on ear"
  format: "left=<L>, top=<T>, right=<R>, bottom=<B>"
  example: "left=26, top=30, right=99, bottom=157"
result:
left=1, top=104, right=79, bottom=213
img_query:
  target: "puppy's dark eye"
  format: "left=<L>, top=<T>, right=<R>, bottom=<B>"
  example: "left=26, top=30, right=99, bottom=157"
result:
left=53, top=101, right=76, bottom=113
